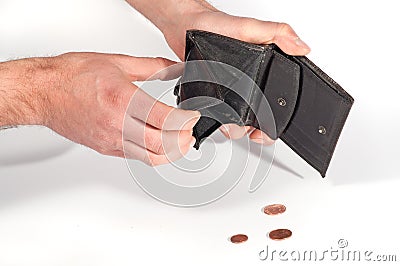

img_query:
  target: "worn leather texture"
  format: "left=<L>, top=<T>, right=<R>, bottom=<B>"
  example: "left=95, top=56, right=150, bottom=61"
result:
left=174, top=30, right=354, bottom=177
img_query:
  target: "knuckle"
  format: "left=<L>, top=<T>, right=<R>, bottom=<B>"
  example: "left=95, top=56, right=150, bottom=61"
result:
left=180, top=129, right=192, bottom=139
left=155, top=57, right=170, bottom=69
left=276, top=22, right=294, bottom=36
left=149, top=105, right=171, bottom=128
left=148, top=154, right=167, bottom=166
left=148, top=156, right=158, bottom=166
left=96, top=116, right=112, bottom=129
left=144, top=153, right=158, bottom=166
left=96, top=146, right=109, bottom=155
left=178, top=130, right=192, bottom=146
left=110, top=137, right=122, bottom=151
left=99, top=87, right=125, bottom=109
left=151, top=57, right=172, bottom=80
left=93, top=130, right=122, bottom=151
left=144, top=132, right=164, bottom=155
left=140, top=152, right=152, bottom=165
left=96, top=116, right=123, bottom=133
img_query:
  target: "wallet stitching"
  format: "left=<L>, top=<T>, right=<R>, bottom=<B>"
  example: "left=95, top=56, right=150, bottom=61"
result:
left=283, top=122, right=329, bottom=163
left=270, top=50, right=301, bottom=137
left=283, top=57, right=351, bottom=173
left=294, top=56, right=354, bottom=104
left=272, top=50, right=300, bottom=69
left=190, top=30, right=267, bottom=53
left=247, top=49, right=269, bottom=125
left=284, top=98, right=352, bottom=175
left=192, top=30, right=267, bottom=124
left=281, top=127, right=328, bottom=176
left=321, top=98, right=353, bottom=171
left=189, top=35, right=228, bottom=100
left=251, top=50, right=273, bottom=132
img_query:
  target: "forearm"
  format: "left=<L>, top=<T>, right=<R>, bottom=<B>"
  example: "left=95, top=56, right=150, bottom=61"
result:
left=0, top=58, right=56, bottom=127
left=126, top=0, right=217, bottom=34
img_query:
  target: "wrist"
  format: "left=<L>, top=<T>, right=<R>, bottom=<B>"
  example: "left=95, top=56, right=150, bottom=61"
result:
left=128, top=0, right=216, bottom=35
left=0, top=57, right=60, bottom=127
left=159, top=3, right=216, bottom=36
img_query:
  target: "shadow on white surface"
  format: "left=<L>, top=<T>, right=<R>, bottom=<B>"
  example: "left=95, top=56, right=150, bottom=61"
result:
left=213, top=127, right=305, bottom=179
left=0, top=146, right=148, bottom=210
left=328, top=105, right=400, bottom=185
left=239, top=138, right=305, bottom=179
left=0, top=126, right=75, bottom=166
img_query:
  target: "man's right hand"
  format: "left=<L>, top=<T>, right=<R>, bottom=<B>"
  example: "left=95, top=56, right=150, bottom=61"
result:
left=0, top=53, right=200, bottom=165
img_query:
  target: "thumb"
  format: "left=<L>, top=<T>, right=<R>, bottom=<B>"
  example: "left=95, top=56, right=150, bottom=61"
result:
left=263, top=21, right=311, bottom=56
left=238, top=19, right=311, bottom=56
left=212, top=15, right=311, bottom=56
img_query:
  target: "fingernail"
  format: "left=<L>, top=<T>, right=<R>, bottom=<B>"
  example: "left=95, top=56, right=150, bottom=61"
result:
left=225, top=124, right=247, bottom=139
left=219, top=125, right=230, bottom=137
left=251, top=138, right=275, bottom=146
left=182, top=111, right=201, bottom=130
left=294, top=37, right=311, bottom=51
left=190, top=137, right=196, bottom=147
left=251, top=138, right=264, bottom=145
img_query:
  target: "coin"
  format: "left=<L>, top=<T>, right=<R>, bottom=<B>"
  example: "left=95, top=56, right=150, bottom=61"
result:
left=268, top=229, right=292, bottom=240
left=263, top=204, right=286, bottom=215
left=230, top=234, right=248, bottom=243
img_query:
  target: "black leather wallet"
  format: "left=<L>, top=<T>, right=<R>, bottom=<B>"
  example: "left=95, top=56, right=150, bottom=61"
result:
left=174, top=30, right=354, bottom=177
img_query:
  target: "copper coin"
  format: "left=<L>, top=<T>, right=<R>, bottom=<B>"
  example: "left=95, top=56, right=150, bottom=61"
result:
left=268, top=229, right=292, bottom=240
left=263, top=204, right=286, bottom=215
left=230, top=234, right=248, bottom=244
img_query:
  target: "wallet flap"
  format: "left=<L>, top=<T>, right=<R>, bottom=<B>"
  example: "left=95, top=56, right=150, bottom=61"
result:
left=175, top=30, right=354, bottom=176
left=260, top=49, right=300, bottom=138
left=279, top=56, right=354, bottom=176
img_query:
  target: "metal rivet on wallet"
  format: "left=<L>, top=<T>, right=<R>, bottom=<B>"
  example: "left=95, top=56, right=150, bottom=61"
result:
left=278, top=98, right=286, bottom=107
left=318, top=126, right=327, bottom=135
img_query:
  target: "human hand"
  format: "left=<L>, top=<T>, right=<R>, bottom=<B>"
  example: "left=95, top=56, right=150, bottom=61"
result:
left=158, top=3, right=311, bottom=145
left=0, top=53, right=200, bottom=165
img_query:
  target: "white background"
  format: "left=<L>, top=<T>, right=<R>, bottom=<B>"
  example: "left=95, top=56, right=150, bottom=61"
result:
left=0, top=0, right=399, bottom=265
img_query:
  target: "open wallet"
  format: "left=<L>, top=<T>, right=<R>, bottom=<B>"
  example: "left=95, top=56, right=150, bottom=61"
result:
left=173, top=30, right=354, bottom=177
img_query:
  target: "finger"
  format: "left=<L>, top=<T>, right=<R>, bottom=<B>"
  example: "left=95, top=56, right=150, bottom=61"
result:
left=202, top=13, right=310, bottom=56
left=237, top=19, right=310, bottom=56
left=264, top=22, right=311, bottom=56
left=101, top=150, right=125, bottom=158
left=123, top=140, right=169, bottom=165
left=127, top=87, right=200, bottom=130
left=249, top=129, right=275, bottom=145
left=123, top=116, right=194, bottom=155
left=111, top=55, right=180, bottom=81
left=219, top=124, right=252, bottom=139
left=123, top=137, right=193, bottom=166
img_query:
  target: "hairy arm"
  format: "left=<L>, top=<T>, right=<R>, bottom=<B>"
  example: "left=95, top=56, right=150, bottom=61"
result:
left=0, top=54, right=199, bottom=164
left=0, top=58, right=55, bottom=128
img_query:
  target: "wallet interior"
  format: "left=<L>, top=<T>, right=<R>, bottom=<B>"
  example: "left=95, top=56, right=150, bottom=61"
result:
left=174, top=30, right=354, bottom=177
